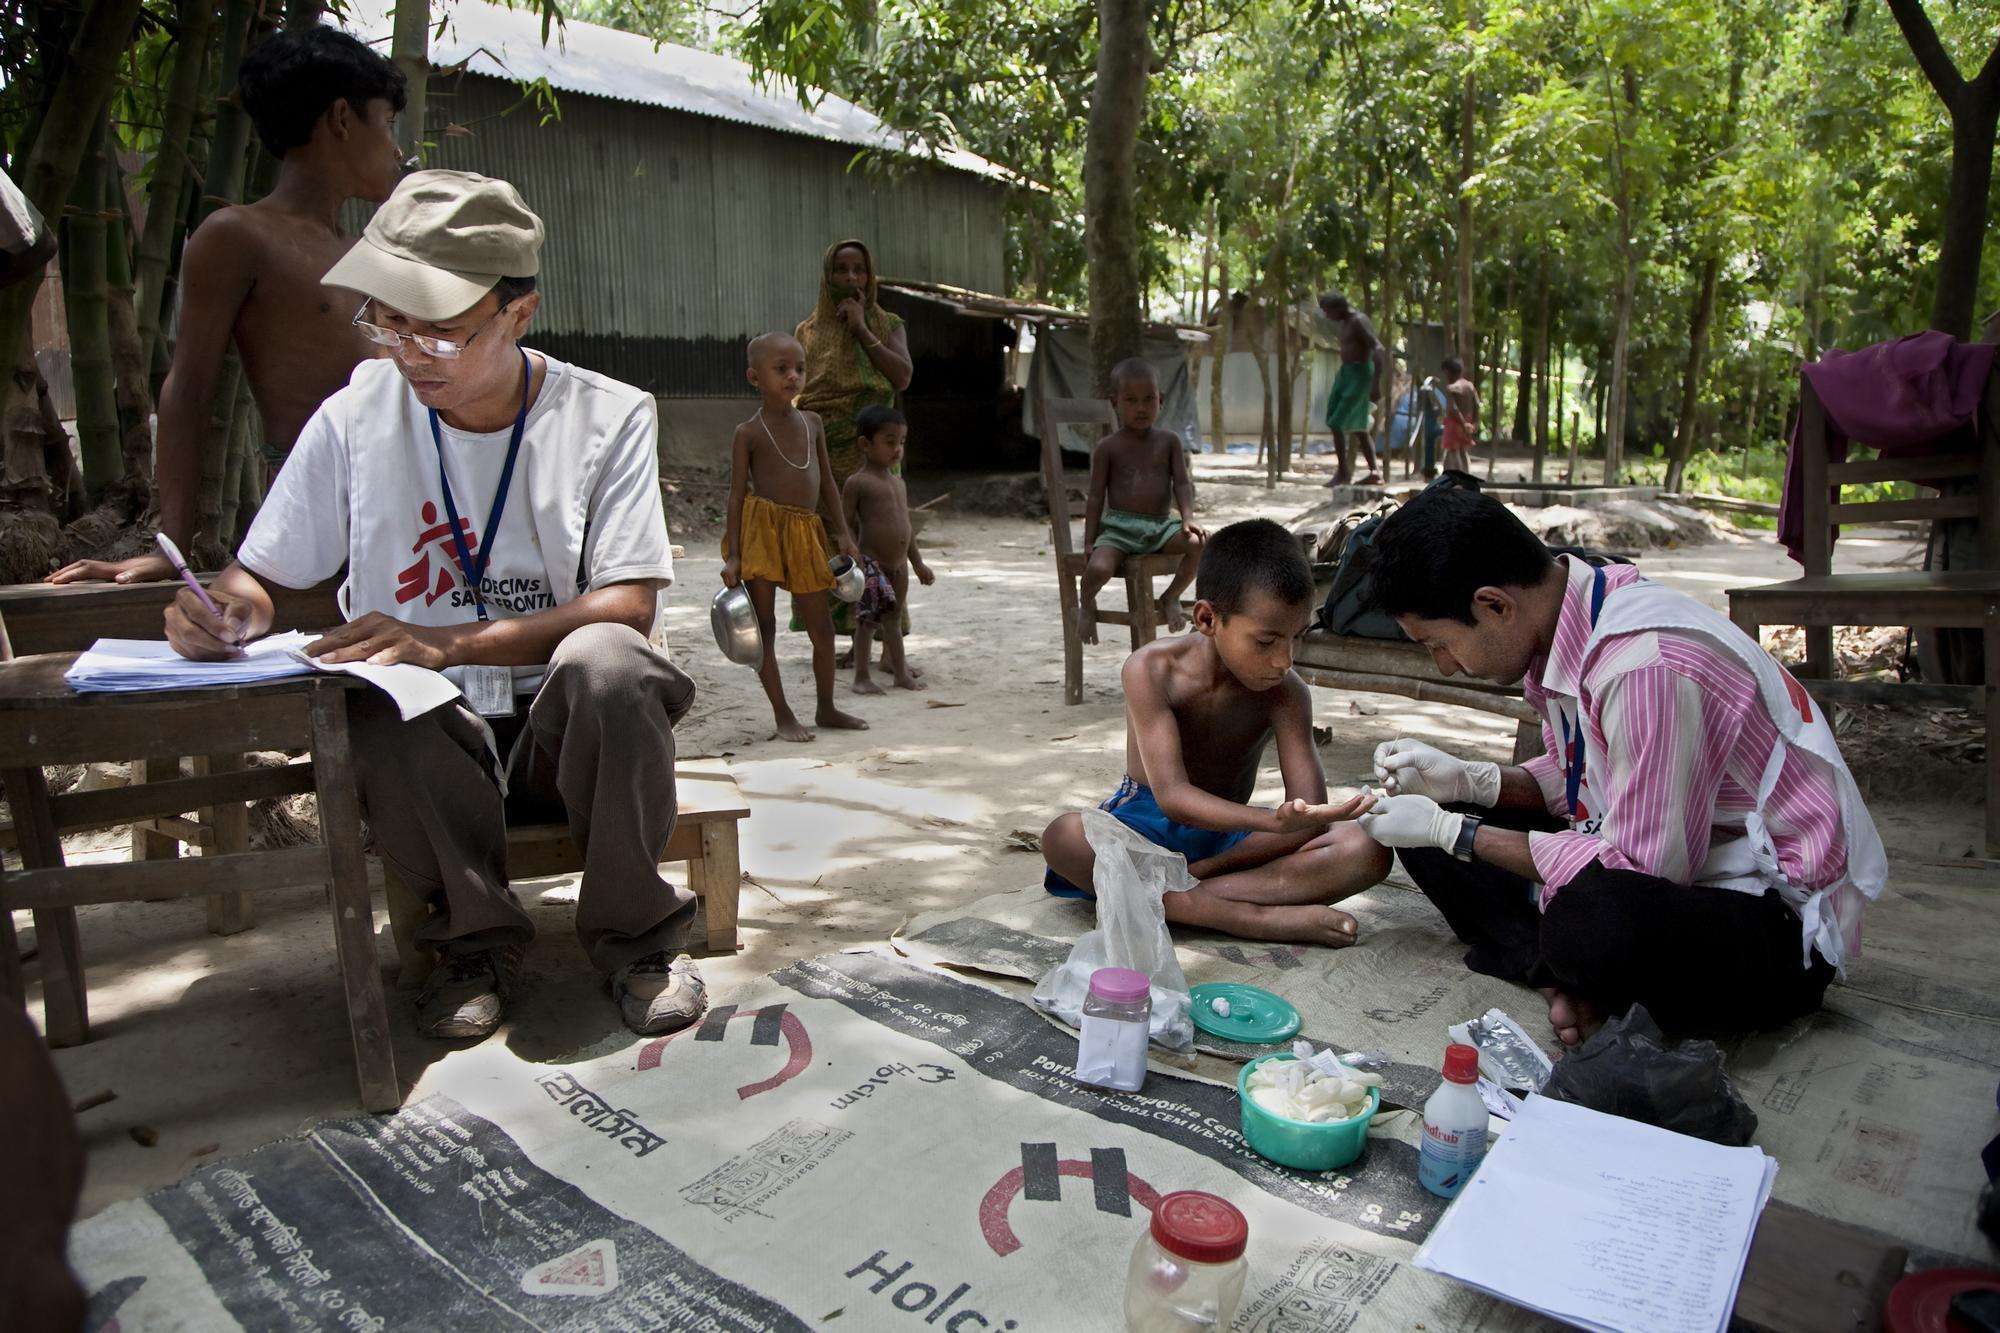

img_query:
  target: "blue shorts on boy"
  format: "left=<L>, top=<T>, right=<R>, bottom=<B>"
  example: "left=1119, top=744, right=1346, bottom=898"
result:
left=1044, top=776, right=1251, bottom=898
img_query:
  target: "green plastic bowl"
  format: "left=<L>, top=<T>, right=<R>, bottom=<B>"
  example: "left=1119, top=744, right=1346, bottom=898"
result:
left=1237, top=1054, right=1379, bottom=1171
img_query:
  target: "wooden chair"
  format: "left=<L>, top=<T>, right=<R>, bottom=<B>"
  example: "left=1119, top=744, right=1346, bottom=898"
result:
left=1035, top=394, right=1187, bottom=705
left=381, top=759, right=751, bottom=986
left=0, top=658, right=399, bottom=1111
left=1726, top=367, right=2000, bottom=857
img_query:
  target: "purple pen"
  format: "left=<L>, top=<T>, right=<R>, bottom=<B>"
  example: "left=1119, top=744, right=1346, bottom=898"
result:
left=155, top=532, right=237, bottom=644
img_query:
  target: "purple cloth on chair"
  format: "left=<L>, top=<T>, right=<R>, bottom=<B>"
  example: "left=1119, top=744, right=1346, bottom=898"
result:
left=1778, top=332, right=1996, bottom=564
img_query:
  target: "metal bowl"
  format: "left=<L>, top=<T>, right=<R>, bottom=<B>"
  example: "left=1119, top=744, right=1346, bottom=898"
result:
left=828, top=555, right=866, bottom=604
left=710, top=585, right=762, bottom=665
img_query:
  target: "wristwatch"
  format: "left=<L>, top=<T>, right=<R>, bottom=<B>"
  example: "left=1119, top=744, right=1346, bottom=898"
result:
left=1452, top=813, right=1484, bottom=863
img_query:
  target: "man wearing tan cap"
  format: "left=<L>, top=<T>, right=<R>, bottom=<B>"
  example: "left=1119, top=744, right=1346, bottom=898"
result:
left=163, top=170, right=705, bottom=1042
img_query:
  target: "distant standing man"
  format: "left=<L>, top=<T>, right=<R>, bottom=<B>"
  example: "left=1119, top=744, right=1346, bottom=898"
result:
left=51, top=28, right=406, bottom=583
left=1439, top=355, right=1479, bottom=475
left=1318, top=292, right=1386, bottom=487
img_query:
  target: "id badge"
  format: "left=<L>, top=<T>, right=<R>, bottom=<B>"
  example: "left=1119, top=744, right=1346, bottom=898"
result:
left=461, top=664, right=517, bottom=718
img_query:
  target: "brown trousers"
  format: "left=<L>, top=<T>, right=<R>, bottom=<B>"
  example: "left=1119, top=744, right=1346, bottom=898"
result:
left=349, top=622, right=697, bottom=975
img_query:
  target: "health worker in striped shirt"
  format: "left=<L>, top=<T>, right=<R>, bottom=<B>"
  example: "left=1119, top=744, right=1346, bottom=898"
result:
left=1352, top=487, right=1885, bottom=1050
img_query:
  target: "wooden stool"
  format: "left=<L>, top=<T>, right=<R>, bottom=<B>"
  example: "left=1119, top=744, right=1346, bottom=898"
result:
left=0, top=661, right=399, bottom=1112
left=382, top=759, right=750, bottom=985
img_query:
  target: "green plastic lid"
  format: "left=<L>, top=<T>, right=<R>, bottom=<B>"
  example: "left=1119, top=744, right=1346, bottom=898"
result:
left=1189, top=983, right=1301, bottom=1044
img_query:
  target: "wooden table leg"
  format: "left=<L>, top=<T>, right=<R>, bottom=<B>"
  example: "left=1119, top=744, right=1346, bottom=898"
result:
left=131, top=757, right=179, bottom=863
left=3, top=766, right=87, bottom=1045
left=697, top=821, right=741, bottom=953
left=1126, top=570, right=1158, bottom=650
left=1, top=892, right=22, bottom=1005
left=197, top=754, right=255, bottom=936
left=309, top=692, right=400, bottom=1113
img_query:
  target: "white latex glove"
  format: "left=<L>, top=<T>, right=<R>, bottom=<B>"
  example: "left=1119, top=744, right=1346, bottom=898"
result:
left=1357, top=792, right=1464, bottom=851
left=1372, top=738, right=1501, bottom=807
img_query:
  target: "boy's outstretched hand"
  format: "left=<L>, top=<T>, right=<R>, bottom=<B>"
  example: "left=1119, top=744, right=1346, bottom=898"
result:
left=1271, top=790, right=1376, bottom=833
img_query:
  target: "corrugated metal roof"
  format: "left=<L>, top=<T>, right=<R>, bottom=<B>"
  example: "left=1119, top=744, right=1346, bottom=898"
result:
left=341, top=1, right=1017, bottom=185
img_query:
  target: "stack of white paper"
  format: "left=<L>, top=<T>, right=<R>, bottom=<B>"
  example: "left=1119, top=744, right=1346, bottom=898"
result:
left=65, top=632, right=460, bottom=722
left=1415, top=1094, right=1776, bottom=1333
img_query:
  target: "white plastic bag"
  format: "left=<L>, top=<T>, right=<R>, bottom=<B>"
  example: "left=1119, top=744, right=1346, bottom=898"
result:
left=1031, top=810, right=1196, bottom=1050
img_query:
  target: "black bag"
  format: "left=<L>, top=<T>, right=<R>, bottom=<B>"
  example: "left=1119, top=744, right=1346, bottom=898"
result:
left=1314, top=472, right=1634, bottom=640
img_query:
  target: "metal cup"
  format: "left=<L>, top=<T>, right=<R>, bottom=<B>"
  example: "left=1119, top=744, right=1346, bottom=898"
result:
left=710, top=585, right=763, bottom=665
left=828, top=555, right=866, bottom=604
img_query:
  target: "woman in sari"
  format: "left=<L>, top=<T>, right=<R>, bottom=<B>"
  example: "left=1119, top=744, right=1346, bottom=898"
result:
left=795, top=239, right=915, bottom=646
left=795, top=239, right=913, bottom=485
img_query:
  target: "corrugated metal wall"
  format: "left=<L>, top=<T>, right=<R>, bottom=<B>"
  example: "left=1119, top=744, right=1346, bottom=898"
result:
left=424, top=72, right=1009, bottom=395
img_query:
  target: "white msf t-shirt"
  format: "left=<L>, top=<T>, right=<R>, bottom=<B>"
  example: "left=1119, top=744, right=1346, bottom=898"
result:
left=238, top=351, right=675, bottom=692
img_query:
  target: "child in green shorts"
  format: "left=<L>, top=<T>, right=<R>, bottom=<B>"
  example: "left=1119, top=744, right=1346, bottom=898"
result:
left=1081, top=358, right=1204, bottom=637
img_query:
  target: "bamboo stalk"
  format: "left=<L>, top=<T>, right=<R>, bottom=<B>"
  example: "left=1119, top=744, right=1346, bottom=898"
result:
left=136, top=0, right=215, bottom=370
left=215, top=378, right=254, bottom=552
left=194, top=355, right=244, bottom=558
left=65, top=116, right=121, bottom=501
left=106, top=153, right=156, bottom=496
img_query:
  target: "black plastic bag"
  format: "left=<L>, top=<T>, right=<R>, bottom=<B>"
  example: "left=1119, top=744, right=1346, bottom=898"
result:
left=1542, top=1006, right=1758, bottom=1146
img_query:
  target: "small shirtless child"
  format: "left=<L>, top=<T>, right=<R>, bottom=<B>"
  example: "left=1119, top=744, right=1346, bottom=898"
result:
left=842, top=405, right=935, bottom=694
left=1041, top=519, right=1390, bottom=945
left=1082, top=358, right=1203, bottom=638
left=723, top=333, right=869, bottom=742
left=1439, top=355, right=1480, bottom=475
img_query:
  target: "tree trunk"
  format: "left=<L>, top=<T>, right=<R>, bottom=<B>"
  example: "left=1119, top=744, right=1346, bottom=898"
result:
left=1511, top=304, right=1533, bottom=449
left=391, top=0, right=431, bottom=158
left=1882, top=0, right=2000, bottom=340
left=1084, top=0, right=1149, bottom=394
left=136, top=0, right=215, bottom=369
left=1592, top=369, right=1608, bottom=468
left=216, top=385, right=253, bottom=550
left=66, top=119, right=121, bottom=502
left=1605, top=249, right=1635, bottom=481
left=1274, top=264, right=1293, bottom=474
left=1665, top=253, right=1720, bottom=492
left=1378, top=173, right=1398, bottom=463
left=1455, top=0, right=1479, bottom=369
left=201, top=0, right=260, bottom=224
left=106, top=155, right=156, bottom=498
left=1211, top=248, right=1230, bottom=450
left=1533, top=274, right=1551, bottom=481
left=194, top=356, right=244, bottom=561
left=1254, top=318, right=1275, bottom=485
left=0, top=0, right=148, bottom=397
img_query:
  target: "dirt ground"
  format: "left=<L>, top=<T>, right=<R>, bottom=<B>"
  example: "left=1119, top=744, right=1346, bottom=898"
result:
left=15, top=450, right=1984, bottom=1219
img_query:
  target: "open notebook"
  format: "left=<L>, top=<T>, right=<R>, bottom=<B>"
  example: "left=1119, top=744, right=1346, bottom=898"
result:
left=65, top=631, right=459, bottom=721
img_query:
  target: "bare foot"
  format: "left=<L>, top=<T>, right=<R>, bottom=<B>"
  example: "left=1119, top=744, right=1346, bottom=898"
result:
left=1157, top=595, right=1187, bottom=633
left=817, top=705, right=870, bottom=730
left=774, top=715, right=815, bottom=743
left=1080, top=603, right=1099, bottom=646
left=893, top=671, right=927, bottom=691
left=1252, top=904, right=1359, bottom=948
left=1541, top=987, right=1604, bottom=1049
left=852, top=676, right=885, bottom=696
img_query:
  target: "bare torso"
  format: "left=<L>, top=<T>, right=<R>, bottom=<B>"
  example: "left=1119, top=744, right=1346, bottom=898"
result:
left=848, top=467, right=911, bottom=566
left=1124, top=635, right=1279, bottom=802
left=1336, top=312, right=1379, bottom=365
left=227, top=201, right=377, bottom=447
left=739, top=408, right=826, bottom=510
left=1097, top=427, right=1181, bottom=515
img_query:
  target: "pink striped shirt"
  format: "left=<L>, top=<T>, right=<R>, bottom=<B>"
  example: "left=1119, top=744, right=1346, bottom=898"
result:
left=1519, top=557, right=1849, bottom=906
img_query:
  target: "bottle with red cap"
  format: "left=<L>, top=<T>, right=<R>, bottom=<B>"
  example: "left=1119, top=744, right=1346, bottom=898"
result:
left=1123, top=1190, right=1249, bottom=1331
left=1418, top=1043, right=1489, bottom=1199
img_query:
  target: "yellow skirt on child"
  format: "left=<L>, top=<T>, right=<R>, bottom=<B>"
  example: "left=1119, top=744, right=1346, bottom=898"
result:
left=739, top=493, right=834, bottom=594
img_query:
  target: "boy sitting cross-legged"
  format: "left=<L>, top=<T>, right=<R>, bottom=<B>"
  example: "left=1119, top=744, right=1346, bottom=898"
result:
left=723, top=332, right=869, bottom=742
left=1041, top=519, right=1390, bottom=945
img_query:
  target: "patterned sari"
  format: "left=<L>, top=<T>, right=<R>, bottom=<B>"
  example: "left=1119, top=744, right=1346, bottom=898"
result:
left=795, top=238, right=905, bottom=487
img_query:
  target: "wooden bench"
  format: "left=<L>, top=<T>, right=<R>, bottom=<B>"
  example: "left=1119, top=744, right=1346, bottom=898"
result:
left=1293, top=628, right=1546, bottom=762
left=1726, top=369, right=2000, bottom=857
left=381, top=758, right=750, bottom=985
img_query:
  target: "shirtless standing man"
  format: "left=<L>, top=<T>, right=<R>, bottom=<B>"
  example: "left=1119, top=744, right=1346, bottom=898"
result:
left=1317, top=292, right=1387, bottom=487
left=51, top=28, right=405, bottom=584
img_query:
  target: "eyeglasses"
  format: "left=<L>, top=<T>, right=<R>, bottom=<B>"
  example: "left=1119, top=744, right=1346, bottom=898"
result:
left=352, top=300, right=512, bottom=359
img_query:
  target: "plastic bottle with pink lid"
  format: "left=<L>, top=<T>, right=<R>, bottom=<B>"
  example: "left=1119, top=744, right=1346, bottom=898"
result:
left=1075, top=966, right=1151, bottom=1091
left=1123, top=1190, right=1249, bottom=1330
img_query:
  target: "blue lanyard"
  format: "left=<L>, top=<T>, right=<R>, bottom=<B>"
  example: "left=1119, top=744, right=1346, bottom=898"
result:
left=428, top=350, right=531, bottom=622
left=1559, top=564, right=1608, bottom=816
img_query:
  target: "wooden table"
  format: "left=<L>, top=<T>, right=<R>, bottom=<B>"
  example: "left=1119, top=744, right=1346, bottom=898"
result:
left=0, top=655, right=399, bottom=1111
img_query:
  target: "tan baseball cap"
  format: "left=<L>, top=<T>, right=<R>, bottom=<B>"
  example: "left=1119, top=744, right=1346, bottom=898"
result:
left=322, top=169, right=543, bottom=321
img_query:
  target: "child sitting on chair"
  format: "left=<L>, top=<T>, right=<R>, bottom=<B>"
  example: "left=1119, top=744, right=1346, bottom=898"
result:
left=842, top=404, right=935, bottom=694
left=1041, top=519, right=1390, bottom=945
left=723, top=333, right=869, bottom=742
left=1081, top=358, right=1204, bottom=639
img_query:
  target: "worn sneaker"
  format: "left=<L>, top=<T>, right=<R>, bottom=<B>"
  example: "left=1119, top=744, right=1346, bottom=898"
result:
left=612, top=952, right=707, bottom=1036
left=417, top=949, right=512, bottom=1040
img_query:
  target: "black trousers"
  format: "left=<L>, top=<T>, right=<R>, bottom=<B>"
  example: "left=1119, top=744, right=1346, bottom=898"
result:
left=1398, top=806, right=1836, bottom=1036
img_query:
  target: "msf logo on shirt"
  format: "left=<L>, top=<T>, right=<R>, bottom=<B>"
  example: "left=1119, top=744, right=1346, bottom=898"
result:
left=398, top=500, right=475, bottom=608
